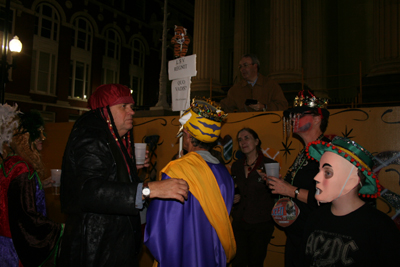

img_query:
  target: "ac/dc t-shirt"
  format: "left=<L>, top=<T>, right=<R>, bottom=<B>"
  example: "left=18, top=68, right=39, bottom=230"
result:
left=302, top=203, right=400, bottom=266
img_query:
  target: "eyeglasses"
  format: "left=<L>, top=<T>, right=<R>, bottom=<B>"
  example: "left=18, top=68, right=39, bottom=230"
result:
left=238, top=63, right=255, bottom=70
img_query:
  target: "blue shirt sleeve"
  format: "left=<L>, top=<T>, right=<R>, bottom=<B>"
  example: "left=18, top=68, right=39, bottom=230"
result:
left=135, top=183, right=144, bottom=209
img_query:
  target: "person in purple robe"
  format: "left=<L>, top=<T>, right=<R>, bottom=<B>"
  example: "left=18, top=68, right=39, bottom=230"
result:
left=145, top=98, right=236, bottom=267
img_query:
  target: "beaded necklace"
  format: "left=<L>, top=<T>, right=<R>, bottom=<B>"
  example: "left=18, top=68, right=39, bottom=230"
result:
left=286, top=134, right=324, bottom=183
left=244, top=156, right=258, bottom=172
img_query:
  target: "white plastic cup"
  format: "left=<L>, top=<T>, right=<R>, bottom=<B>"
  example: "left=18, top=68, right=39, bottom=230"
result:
left=134, top=143, right=147, bottom=165
left=264, top=162, right=280, bottom=178
left=51, top=169, right=61, bottom=195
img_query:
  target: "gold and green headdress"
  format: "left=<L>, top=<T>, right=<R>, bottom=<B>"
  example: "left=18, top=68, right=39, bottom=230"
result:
left=177, top=98, right=227, bottom=143
left=283, top=90, right=329, bottom=138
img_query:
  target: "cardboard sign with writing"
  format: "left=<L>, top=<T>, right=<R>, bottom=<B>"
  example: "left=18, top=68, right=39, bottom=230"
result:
left=168, top=54, right=197, bottom=80
left=171, top=77, right=191, bottom=111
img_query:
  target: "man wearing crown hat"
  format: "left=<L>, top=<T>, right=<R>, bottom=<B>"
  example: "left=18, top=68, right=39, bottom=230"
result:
left=302, top=137, right=400, bottom=266
left=58, top=84, right=189, bottom=266
left=267, top=90, right=331, bottom=267
left=144, top=99, right=236, bottom=267
left=0, top=105, right=63, bottom=266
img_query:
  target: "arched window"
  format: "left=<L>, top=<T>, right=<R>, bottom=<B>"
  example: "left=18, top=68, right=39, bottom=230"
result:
left=69, top=17, right=93, bottom=100
left=102, top=29, right=121, bottom=84
left=34, top=3, right=59, bottom=41
left=131, top=38, right=145, bottom=67
left=105, top=29, right=120, bottom=60
left=72, top=17, right=92, bottom=51
left=30, top=3, right=60, bottom=95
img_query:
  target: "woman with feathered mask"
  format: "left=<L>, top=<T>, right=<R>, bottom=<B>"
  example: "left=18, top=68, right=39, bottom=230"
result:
left=0, top=104, right=63, bottom=267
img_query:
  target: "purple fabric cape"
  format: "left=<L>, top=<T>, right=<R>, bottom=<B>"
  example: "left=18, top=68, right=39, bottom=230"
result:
left=0, top=171, right=47, bottom=266
left=144, top=162, right=234, bottom=267
left=0, top=156, right=61, bottom=267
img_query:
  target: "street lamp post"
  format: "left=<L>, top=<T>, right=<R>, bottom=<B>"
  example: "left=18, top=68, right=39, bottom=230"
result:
left=0, top=0, right=10, bottom=104
left=1, top=0, right=22, bottom=104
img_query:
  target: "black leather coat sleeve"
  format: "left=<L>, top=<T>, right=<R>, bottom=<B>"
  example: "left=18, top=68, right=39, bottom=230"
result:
left=60, top=112, right=139, bottom=216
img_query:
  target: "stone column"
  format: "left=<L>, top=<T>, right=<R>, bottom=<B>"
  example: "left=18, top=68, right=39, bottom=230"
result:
left=233, top=0, right=250, bottom=68
left=269, top=0, right=302, bottom=82
left=302, top=0, right=328, bottom=97
left=368, top=0, right=400, bottom=76
left=191, top=0, right=221, bottom=98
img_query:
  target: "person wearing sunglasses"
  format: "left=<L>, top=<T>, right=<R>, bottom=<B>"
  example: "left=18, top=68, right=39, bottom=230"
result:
left=267, top=90, right=330, bottom=267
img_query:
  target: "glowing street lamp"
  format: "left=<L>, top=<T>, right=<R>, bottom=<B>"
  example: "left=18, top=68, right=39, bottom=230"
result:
left=0, top=35, right=23, bottom=104
left=1, top=0, right=23, bottom=104
left=9, top=36, right=22, bottom=53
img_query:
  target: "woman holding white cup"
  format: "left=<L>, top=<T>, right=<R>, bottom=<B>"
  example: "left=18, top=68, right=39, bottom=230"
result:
left=230, top=128, right=277, bottom=267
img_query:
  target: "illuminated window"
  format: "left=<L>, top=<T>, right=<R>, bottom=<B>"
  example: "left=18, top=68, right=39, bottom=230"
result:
left=70, top=17, right=92, bottom=100
left=69, top=60, right=90, bottom=99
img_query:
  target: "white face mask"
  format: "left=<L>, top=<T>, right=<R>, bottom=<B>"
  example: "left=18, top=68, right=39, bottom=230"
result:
left=314, top=152, right=359, bottom=203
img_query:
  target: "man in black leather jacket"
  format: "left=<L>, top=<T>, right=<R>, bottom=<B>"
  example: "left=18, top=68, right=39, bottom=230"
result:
left=58, top=84, right=189, bottom=266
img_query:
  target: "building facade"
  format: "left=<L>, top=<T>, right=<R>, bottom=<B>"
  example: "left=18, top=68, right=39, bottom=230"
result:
left=1, top=0, right=193, bottom=121
left=1, top=0, right=399, bottom=122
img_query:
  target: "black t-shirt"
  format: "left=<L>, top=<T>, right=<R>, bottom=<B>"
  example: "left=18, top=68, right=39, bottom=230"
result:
left=302, top=203, right=400, bottom=266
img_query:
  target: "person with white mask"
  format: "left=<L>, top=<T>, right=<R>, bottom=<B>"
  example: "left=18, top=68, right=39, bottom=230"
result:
left=302, top=136, right=400, bottom=266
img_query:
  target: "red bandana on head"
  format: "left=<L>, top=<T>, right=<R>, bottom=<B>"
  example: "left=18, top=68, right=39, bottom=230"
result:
left=88, top=84, right=136, bottom=173
left=88, top=84, right=135, bottom=110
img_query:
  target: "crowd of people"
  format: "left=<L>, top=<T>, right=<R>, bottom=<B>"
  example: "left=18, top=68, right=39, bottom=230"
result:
left=1, top=54, right=399, bottom=267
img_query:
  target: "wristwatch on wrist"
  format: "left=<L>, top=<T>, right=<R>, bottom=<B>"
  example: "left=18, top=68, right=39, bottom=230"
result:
left=294, top=187, right=300, bottom=199
left=142, top=182, right=151, bottom=199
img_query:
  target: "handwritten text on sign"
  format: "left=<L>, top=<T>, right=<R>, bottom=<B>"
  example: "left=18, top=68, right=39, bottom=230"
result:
left=168, top=54, right=197, bottom=80
left=171, top=77, right=191, bottom=111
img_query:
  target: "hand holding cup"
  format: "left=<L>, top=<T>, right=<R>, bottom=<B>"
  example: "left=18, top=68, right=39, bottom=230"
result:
left=134, top=143, right=147, bottom=165
left=264, top=162, right=280, bottom=179
left=50, top=169, right=61, bottom=195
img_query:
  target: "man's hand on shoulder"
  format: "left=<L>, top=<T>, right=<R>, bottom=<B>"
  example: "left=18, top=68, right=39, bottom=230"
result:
left=148, top=179, right=189, bottom=203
